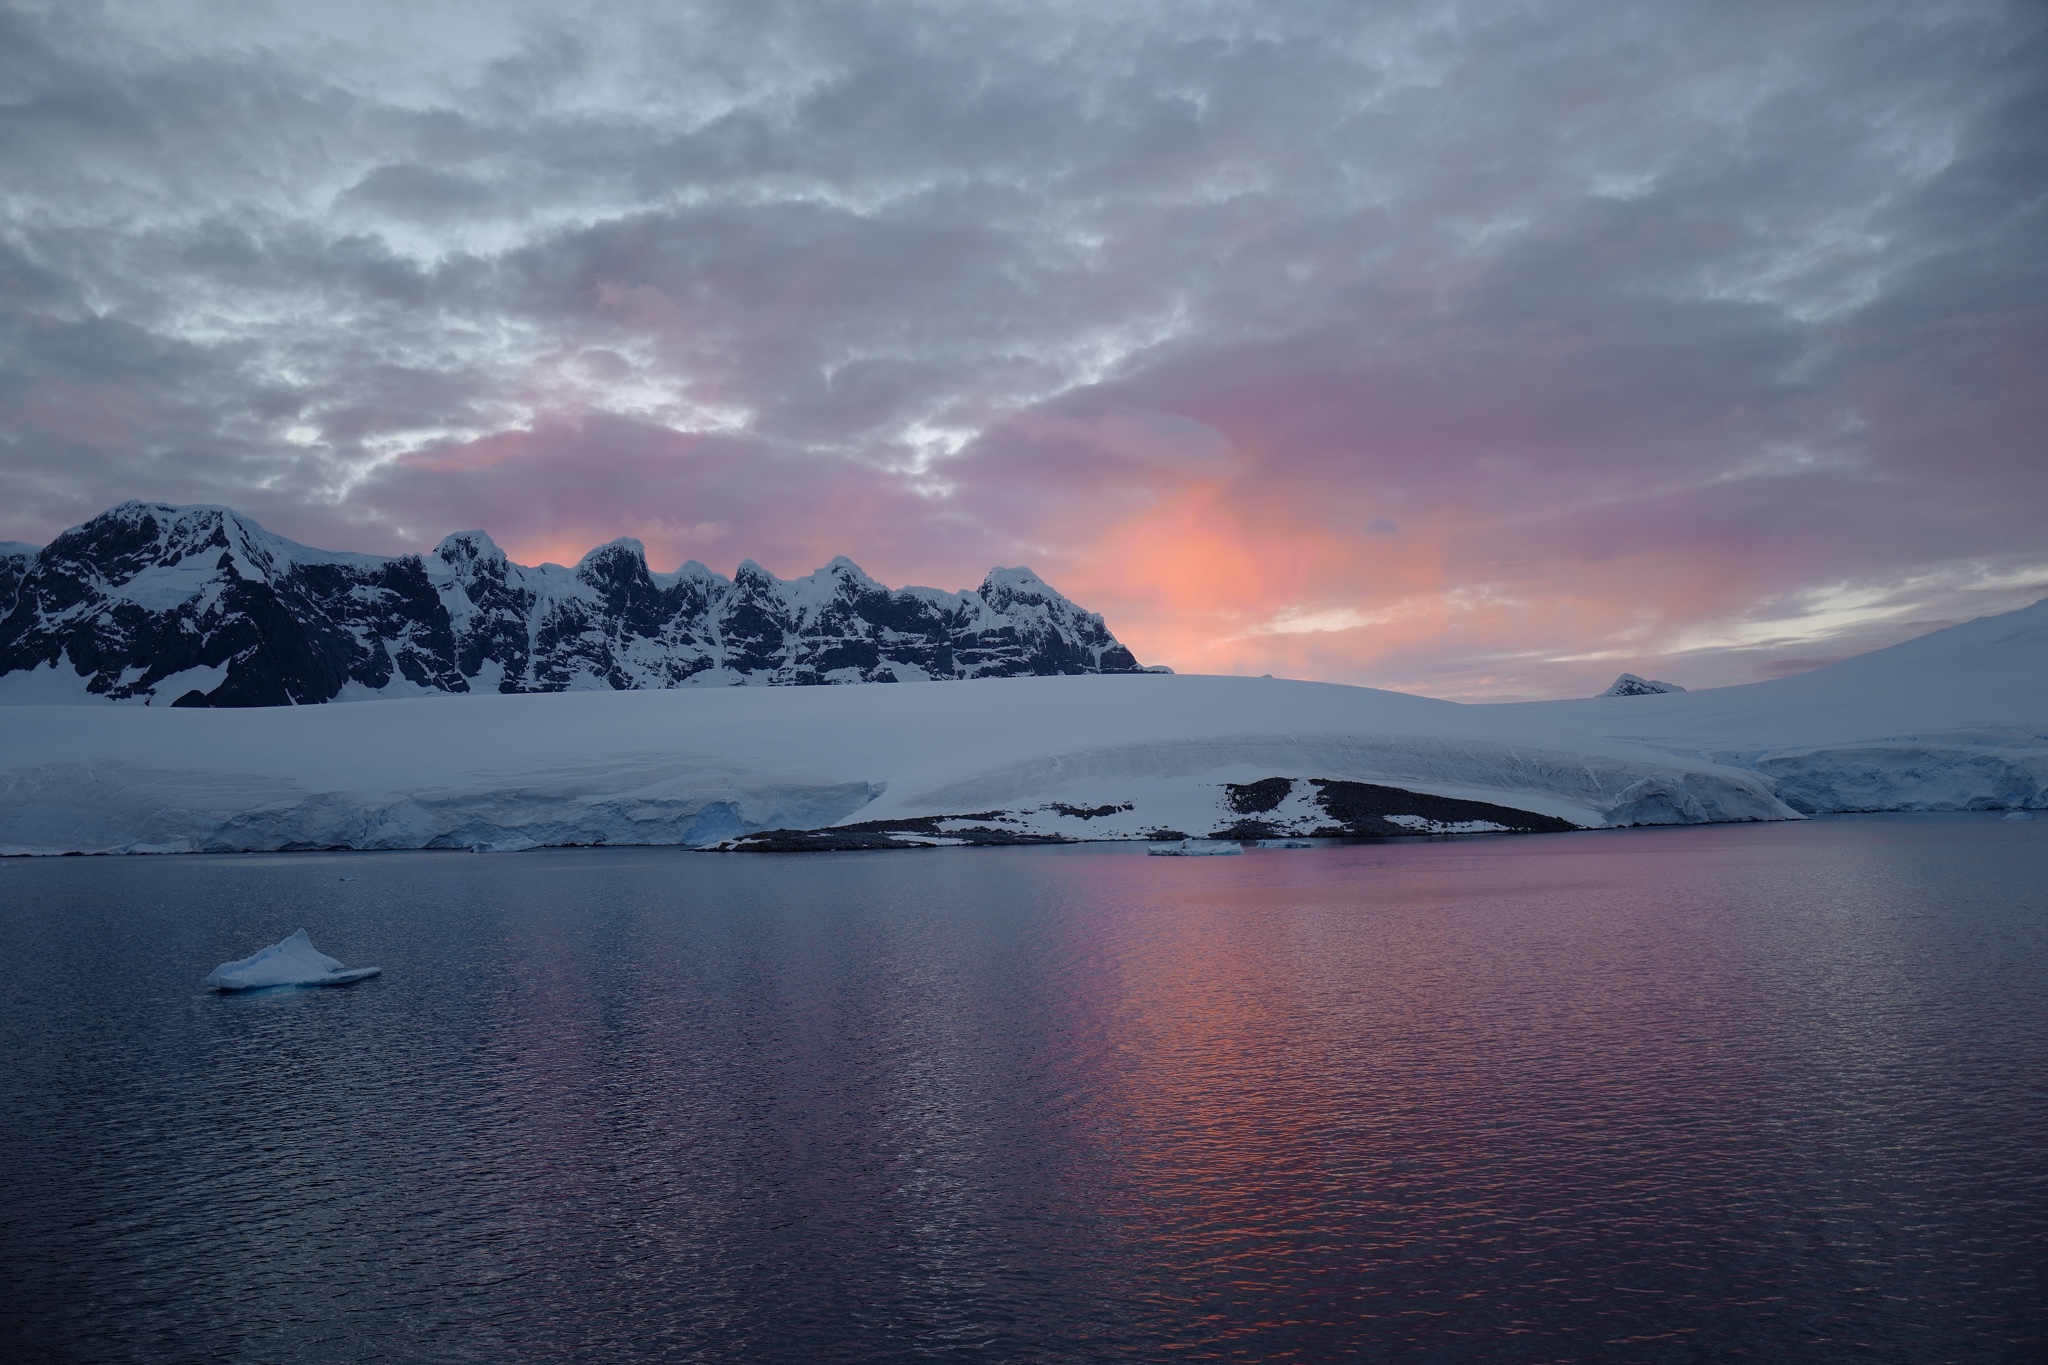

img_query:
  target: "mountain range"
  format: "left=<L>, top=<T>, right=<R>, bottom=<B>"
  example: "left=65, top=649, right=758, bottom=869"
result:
left=3, top=564, right=2040, bottom=853
left=0, top=502, right=1154, bottom=707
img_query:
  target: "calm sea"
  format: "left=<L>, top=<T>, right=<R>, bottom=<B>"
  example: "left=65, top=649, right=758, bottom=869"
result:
left=2, top=815, right=2043, bottom=1362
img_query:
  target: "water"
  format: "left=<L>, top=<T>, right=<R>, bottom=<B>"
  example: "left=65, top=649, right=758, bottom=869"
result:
left=2, top=815, right=2044, bottom=1362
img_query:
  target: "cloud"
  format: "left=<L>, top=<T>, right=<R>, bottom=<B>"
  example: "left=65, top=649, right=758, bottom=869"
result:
left=339, top=163, right=500, bottom=223
left=0, top=0, right=2043, bottom=696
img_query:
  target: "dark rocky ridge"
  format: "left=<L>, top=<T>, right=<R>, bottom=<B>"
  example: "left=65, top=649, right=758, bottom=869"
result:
left=1214, top=776, right=1578, bottom=839
left=1601, top=673, right=1686, bottom=696
left=719, top=815, right=1074, bottom=852
left=0, top=502, right=1155, bottom=707
left=719, top=778, right=1579, bottom=850
left=0, top=542, right=33, bottom=620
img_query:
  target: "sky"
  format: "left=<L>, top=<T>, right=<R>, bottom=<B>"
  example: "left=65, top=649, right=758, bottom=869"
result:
left=1, top=0, right=2043, bottom=698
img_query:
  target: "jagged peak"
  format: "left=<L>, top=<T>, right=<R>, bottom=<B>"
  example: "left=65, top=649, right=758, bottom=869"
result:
left=35, top=507, right=1105, bottom=612
left=41, top=501, right=276, bottom=590
left=981, top=565, right=1058, bottom=593
left=434, top=529, right=506, bottom=564
left=670, top=558, right=725, bottom=585
left=576, top=537, right=649, bottom=571
left=731, top=555, right=879, bottom=586
left=804, top=555, right=884, bottom=591
left=980, top=565, right=1078, bottom=611
left=71, top=500, right=219, bottom=542
left=1601, top=673, right=1686, bottom=697
left=50, top=502, right=404, bottom=581
left=5, top=502, right=1154, bottom=696
left=97, top=498, right=224, bottom=521
left=82, top=500, right=265, bottom=544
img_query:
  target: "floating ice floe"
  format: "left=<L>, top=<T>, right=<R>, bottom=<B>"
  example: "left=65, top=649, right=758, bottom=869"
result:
left=1148, top=839, right=1244, bottom=856
left=1256, top=838, right=1314, bottom=849
left=206, top=929, right=381, bottom=991
left=2003, top=810, right=2036, bottom=821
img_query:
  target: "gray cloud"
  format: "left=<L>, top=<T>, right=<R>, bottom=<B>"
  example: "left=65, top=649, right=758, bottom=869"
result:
left=1, top=0, right=2043, bottom=694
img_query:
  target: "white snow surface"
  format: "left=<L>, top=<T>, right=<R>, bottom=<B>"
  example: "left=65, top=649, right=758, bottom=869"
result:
left=2, top=597, right=2040, bottom=855
left=0, top=673, right=1792, bottom=854
left=1506, top=598, right=2048, bottom=815
left=205, top=930, right=380, bottom=990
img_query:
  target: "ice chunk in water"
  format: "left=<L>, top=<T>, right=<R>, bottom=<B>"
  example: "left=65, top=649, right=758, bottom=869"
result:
left=205, top=929, right=381, bottom=990
left=1148, top=839, right=1244, bottom=856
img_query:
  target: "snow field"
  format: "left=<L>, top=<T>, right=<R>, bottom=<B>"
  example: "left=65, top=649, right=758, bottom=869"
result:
left=2, top=597, right=2040, bottom=855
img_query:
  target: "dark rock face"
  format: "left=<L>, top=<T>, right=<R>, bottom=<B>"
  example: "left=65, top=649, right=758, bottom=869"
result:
left=1601, top=673, right=1686, bottom=696
left=1223, top=777, right=1295, bottom=814
left=720, top=815, right=1073, bottom=852
left=1302, top=779, right=1578, bottom=836
left=0, top=543, right=34, bottom=624
left=1212, top=777, right=1578, bottom=839
left=0, top=502, right=1154, bottom=706
left=663, top=779, right=1582, bottom=850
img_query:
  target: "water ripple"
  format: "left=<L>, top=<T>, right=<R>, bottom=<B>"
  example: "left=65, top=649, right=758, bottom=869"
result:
left=2, top=814, right=2044, bottom=1361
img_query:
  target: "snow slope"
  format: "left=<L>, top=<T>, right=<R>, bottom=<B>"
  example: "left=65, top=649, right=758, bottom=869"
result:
left=1, top=597, right=2036, bottom=856
left=0, top=674, right=1792, bottom=855
left=1514, top=599, right=2048, bottom=813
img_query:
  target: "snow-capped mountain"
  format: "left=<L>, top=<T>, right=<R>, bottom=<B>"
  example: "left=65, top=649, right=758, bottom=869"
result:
left=0, top=502, right=1152, bottom=706
left=1600, top=673, right=1686, bottom=696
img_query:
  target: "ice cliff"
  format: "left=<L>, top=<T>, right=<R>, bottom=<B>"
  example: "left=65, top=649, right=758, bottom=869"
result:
left=0, top=671, right=1799, bottom=855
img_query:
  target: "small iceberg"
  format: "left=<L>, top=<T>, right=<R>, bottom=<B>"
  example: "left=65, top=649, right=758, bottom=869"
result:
left=2003, top=810, right=2035, bottom=821
left=1148, top=839, right=1244, bottom=857
left=1256, top=838, right=1314, bottom=849
left=205, top=929, right=382, bottom=991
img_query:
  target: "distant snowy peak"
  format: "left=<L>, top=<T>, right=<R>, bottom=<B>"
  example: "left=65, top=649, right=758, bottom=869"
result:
left=1601, top=673, right=1687, bottom=697
left=0, top=501, right=1150, bottom=706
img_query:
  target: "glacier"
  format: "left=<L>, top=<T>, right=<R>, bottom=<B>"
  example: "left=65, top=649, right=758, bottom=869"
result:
left=1504, top=598, right=2048, bottom=816
left=0, top=596, right=2040, bottom=856
left=205, top=930, right=381, bottom=990
left=0, top=671, right=1796, bottom=855
left=1148, top=840, right=1246, bottom=856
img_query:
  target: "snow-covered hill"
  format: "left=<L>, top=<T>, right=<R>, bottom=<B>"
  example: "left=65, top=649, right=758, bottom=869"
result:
left=0, top=672, right=1796, bottom=855
left=0, top=502, right=1149, bottom=705
left=1515, top=598, right=2048, bottom=814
